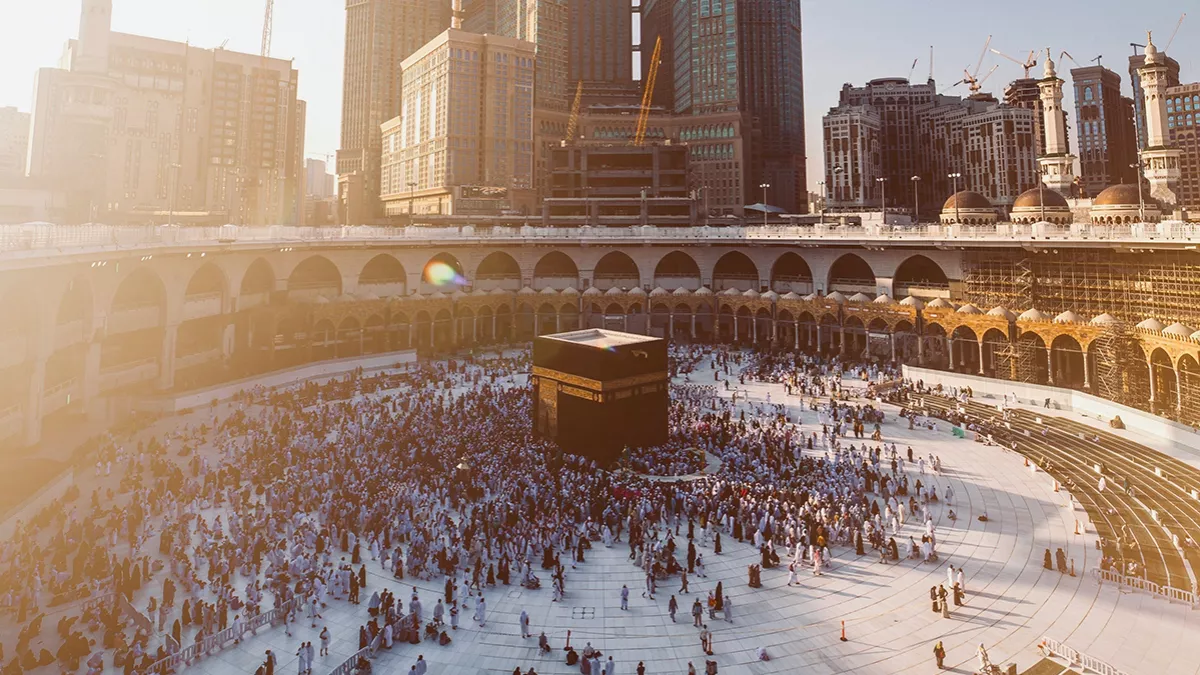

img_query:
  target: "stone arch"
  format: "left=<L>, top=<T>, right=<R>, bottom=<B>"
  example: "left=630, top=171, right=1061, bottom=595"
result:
left=358, top=254, right=408, bottom=295
left=827, top=253, right=875, bottom=293
left=240, top=258, right=276, bottom=296
left=593, top=251, right=640, bottom=290
left=288, top=255, right=342, bottom=297
left=1019, top=332, right=1049, bottom=385
left=533, top=251, right=580, bottom=290
left=712, top=251, right=759, bottom=292
left=1051, top=334, right=1086, bottom=389
left=1150, top=347, right=1178, bottom=414
left=475, top=252, right=522, bottom=292
left=423, top=252, right=467, bottom=291
left=894, top=319, right=919, bottom=363
left=653, top=251, right=702, bottom=291
left=981, top=327, right=1009, bottom=377
left=185, top=262, right=228, bottom=300
left=1179, top=353, right=1200, bottom=424
left=893, top=254, right=949, bottom=292
left=770, top=252, right=813, bottom=294
left=950, top=325, right=980, bottom=374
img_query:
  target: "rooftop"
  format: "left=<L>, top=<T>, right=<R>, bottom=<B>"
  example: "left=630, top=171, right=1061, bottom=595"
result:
left=541, top=328, right=658, bottom=349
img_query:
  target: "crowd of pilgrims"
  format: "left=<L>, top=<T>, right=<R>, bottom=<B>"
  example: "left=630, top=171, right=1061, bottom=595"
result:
left=0, top=345, right=955, bottom=675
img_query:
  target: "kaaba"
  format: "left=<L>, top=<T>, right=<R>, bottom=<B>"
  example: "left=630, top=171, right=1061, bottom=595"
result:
left=532, top=329, right=669, bottom=465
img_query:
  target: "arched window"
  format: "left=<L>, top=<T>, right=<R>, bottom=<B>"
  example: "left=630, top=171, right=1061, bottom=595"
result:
left=1084, top=87, right=1093, bottom=102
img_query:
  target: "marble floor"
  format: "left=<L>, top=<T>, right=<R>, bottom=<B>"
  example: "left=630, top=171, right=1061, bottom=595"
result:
left=14, top=357, right=1200, bottom=675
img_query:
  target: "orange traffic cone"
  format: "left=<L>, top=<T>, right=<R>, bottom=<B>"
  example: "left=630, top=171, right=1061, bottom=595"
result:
left=840, top=620, right=848, bottom=642
left=1074, top=520, right=1081, bottom=535
left=1024, top=456, right=1029, bottom=467
left=1053, top=480, right=1060, bottom=493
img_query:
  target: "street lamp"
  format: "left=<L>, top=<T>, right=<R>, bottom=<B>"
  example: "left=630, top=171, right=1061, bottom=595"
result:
left=947, top=172, right=962, bottom=224
left=1131, top=153, right=1146, bottom=223
left=759, top=183, right=770, bottom=227
left=876, top=177, right=888, bottom=225
left=817, top=180, right=826, bottom=224
left=910, top=175, right=921, bottom=226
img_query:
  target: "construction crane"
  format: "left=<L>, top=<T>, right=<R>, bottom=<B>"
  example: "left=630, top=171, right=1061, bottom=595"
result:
left=633, top=36, right=662, bottom=147
left=906, top=58, right=919, bottom=83
left=565, top=81, right=583, bottom=143
left=928, top=45, right=934, bottom=82
left=1059, top=51, right=1082, bottom=69
left=1166, top=13, right=1187, bottom=51
left=960, top=35, right=993, bottom=95
left=261, top=0, right=273, bottom=60
left=1090, top=55, right=1103, bottom=68
left=990, top=47, right=1037, bottom=79
left=962, top=64, right=999, bottom=95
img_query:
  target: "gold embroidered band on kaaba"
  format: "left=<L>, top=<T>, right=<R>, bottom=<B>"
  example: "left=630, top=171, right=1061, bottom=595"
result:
left=532, top=366, right=668, bottom=392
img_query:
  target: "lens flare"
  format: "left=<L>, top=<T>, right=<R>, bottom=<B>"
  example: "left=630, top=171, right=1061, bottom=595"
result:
left=425, top=261, right=462, bottom=287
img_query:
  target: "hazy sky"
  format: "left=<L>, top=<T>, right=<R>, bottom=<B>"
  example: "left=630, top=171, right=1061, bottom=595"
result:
left=3, top=0, right=1197, bottom=190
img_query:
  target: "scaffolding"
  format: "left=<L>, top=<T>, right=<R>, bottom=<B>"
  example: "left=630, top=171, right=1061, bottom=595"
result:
left=1090, top=323, right=1150, bottom=411
left=994, top=333, right=1040, bottom=384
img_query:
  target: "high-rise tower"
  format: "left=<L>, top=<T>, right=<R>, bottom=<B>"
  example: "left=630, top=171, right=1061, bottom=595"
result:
left=1138, top=32, right=1182, bottom=207
left=1037, top=52, right=1076, bottom=197
left=337, top=0, right=450, bottom=223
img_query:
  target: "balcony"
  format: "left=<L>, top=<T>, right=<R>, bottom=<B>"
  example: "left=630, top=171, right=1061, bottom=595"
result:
left=107, top=305, right=161, bottom=334
left=182, top=292, right=223, bottom=321
left=42, top=379, right=79, bottom=416
left=175, top=348, right=222, bottom=371
left=98, top=358, right=158, bottom=392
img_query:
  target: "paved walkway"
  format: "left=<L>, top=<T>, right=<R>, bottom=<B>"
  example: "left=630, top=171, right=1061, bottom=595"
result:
left=15, top=358, right=1200, bottom=675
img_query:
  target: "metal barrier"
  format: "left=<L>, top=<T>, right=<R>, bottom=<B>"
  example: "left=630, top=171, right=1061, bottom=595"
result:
left=1039, top=636, right=1130, bottom=675
left=146, top=597, right=300, bottom=674
left=1092, top=567, right=1199, bottom=608
left=328, top=647, right=370, bottom=675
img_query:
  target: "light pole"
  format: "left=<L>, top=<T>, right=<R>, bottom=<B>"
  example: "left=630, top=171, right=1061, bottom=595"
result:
left=876, top=177, right=888, bottom=225
left=407, top=181, right=418, bottom=222
left=948, top=172, right=962, bottom=224
left=1131, top=153, right=1146, bottom=222
left=910, top=175, right=921, bottom=225
left=817, top=180, right=826, bottom=224
left=167, top=162, right=182, bottom=226
left=759, top=183, right=770, bottom=227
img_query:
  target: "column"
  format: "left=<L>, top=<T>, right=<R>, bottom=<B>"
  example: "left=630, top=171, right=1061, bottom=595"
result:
left=690, top=314, right=697, bottom=339
left=158, top=324, right=179, bottom=390
left=840, top=327, right=847, bottom=356
left=752, top=317, right=758, bottom=343
left=917, top=334, right=925, bottom=365
left=1148, top=360, right=1157, bottom=407
left=890, top=333, right=897, bottom=363
left=23, top=359, right=46, bottom=446
left=81, top=340, right=101, bottom=416
left=472, top=316, right=478, bottom=343
left=1082, top=352, right=1091, bottom=390
left=492, top=314, right=497, bottom=341
left=816, top=324, right=822, bottom=352
left=771, top=318, right=778, bottom=342
left=946, top=336, right=954, bottom=371
left=794, top=322, right=800, bottom=351
left=556, top=312, right=561, bottom=333
left=429, top=321, right=435, bottom=348
left=669, top=313, right=675, bottom=339
left=978, top=340, right=986, bottom=376
left=1047, top=348, right=1055, bottom=386
left=623, top=313, right=628, bottom=332
left=1176, top=367, right=1184, bottom=414
left=733, top=315, right=739, bottom=343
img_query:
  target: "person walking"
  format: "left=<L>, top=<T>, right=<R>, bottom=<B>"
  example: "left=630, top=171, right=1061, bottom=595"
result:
left=319, top=627, right=330, bottom=656
left=621, top=585, right=630, bottom=611
left=668, top=595, right=678, bottom=622
left=679, top=570, right=689, bottom=594
left=933, top=640, right=946, bottom=669
left=520, top=609, right=531, bottom=638
left=691, top=598, right=703, bottom=627
left=938, top=585, right=950, bottom=618
left=699, top=625, right=713, bottom=656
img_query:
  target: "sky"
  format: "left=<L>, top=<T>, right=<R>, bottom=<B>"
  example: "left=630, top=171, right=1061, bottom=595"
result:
left=2, top=0, right=1197, bottom=191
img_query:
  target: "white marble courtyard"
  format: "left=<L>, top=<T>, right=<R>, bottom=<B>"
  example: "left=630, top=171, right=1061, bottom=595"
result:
left=11, top=356, right=1200, bottom=675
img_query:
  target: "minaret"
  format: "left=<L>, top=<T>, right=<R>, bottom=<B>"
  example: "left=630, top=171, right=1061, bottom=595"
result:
left=1036, top=49, right=1076, bottom=196
left=1138, top=31, right=1182, bottom=207
left=451, top=0, right=463, bottom=29
left=75, top=0, right=112, bottom=74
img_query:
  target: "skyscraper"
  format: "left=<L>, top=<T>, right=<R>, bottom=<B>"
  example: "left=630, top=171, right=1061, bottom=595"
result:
left=1070, top=65, right=1138, bottom=197
left=567, top=0, right=633, bottom=86
left=492, top=0, right=568, bottom=111
left=338, top=0, right=451, bottom=223
left=1166, top=83, right=1200, bottom=212
left=644, top=0, right=807, bottom=212
left=0, top=107, right=29, bottom=180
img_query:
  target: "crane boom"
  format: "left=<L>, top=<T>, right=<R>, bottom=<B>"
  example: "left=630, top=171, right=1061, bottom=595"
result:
left=1166, top=12, right=1187, bottom=52
left=990, top=47, right=1038, bottom=78
left=973, top=35, right=993, bottom=79
left=565, top=81, right=583, bottom=143
left=261, top=0, right=273, bottom=60
left=633, top=36, right=663, bottom=147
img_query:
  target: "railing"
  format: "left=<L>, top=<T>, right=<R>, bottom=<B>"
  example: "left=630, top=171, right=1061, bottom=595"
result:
left=4, top=221, right=1200, bottom=259
left=147, top=598, right=300, bottom=674
left=1039, top=636, right=1131, bottom=675
left=1092, top=567, right=1198, bottom=608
